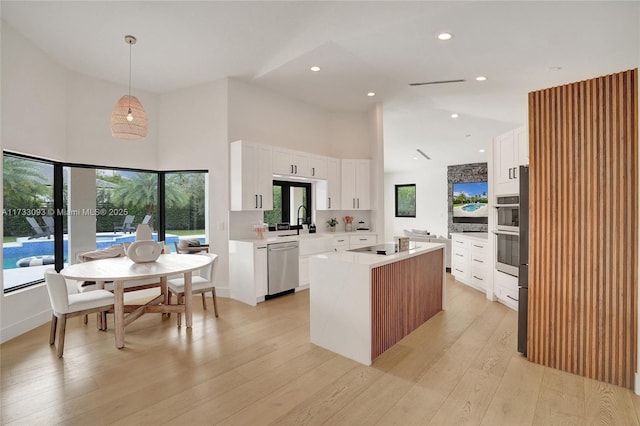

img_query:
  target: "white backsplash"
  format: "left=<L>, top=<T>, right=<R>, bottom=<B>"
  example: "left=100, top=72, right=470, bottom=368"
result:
left=314, top=210, right=373, bottom=234
left=229, top=209, right=374, bottom=240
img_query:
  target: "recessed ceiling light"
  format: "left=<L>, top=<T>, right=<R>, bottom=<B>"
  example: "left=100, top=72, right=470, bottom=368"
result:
left=479, top=149, right=485, bottom=153
left=367, top=92, right=376, bottom=97
left=413, top=157, right=419, bottom=160
left=549, top=66, right=562, bottom=71
left=451, top=113, right=459, bottom=118
left=310, top=66, right=321, bottom=72
left=437, top=32, right=453, bottom=41
left=475, top=76, right=487, bottom=81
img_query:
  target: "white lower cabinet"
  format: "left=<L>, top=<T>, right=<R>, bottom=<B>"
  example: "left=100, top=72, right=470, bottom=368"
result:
left=495, top=270, right=518, bottom=311
left=298, top=236, right=333, bottom=289
left=229, top=240, right=268, bottom=306
left=349, top=234, right=376, bottom=249
left=450, top=233, right=489, bottom=293
left=333, top=236, right=349, bottom=252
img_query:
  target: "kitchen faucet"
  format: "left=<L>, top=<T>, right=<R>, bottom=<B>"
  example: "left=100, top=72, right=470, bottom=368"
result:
left=296, top=205, right=307, bottom=236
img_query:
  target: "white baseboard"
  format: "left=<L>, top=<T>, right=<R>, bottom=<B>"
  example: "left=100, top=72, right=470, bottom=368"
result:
left=635, top=373, right=640, bottom=395
left=0, top=308, right=51, bottom=344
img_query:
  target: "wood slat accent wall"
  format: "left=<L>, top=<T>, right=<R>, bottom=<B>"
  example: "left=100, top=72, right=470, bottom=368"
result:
left=371, top=249, right=443, bottom=360
left=528, top=69, right=638, bottom=388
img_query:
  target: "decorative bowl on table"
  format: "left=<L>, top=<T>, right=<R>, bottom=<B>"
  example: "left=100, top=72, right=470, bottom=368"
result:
left=126, top=240, right=163, bottom=263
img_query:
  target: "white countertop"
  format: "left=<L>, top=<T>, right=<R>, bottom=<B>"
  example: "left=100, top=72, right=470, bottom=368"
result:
left=450, top=232, right=488, bottom=241
left=312, top=242, right=445, bottom=268
left=231, top=230, right=376, bottom=245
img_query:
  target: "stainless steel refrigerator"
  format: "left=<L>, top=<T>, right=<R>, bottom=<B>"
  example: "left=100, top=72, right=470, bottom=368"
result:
left=517, top=165, right=529, bottom=355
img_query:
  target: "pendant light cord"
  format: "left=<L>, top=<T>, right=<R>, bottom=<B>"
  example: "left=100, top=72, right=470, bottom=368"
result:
left=128, top=39, right=132, bottom=110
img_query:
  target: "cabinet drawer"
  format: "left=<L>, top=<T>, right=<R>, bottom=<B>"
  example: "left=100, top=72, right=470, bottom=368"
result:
left=452, top=237, right=470, bottom=249
left=452, top=263, right=469, bottom=278
left=496, top=284, right=519, bottom=311
left=470, top=253, right=488, bottom=269
left=333, top=236, right=348, bottom=252
left=350, top=235, right=376, bottom=246
left=452, top=247, right=468, bottom=264
left=470, top=240, right=488, bottom=251
left=470, top=273, right=487, bottom=290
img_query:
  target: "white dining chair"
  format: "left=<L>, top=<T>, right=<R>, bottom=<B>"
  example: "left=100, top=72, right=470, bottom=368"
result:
left=45, top=269, right=114, bottom=358
left=167, top=253, right=219, bottom=326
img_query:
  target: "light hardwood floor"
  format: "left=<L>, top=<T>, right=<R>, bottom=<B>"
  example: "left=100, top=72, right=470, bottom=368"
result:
left=2, top=274, right=640, bottom=425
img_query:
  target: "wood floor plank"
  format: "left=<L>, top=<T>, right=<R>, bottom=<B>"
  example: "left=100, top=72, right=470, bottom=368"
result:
left=480, top=355, right=545, bottom=426
left=2, top=275, right=639, bottom=426
left=584, top=377, right=640, bottom=425
left=532, top=367, right=586, bottom=425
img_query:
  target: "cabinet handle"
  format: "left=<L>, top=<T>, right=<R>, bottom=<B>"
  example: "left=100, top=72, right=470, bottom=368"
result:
left=295, top=165, right=298, bottom=174
left=353, top=198, right=355, bottom=208
left=360, top=238, right=367, bottom=241
left=328, top=197, right=331, bottom=208
left=357, top=198, right=360, bottom=208
left=455, top=268, right=463, bottom=273
left=312, top=167, right=315, bottom=176
left=513, top=167, right=517, bottom=179
left=455, top=240, right=463, bottom=243
left=259, top=194, right=263, bottom=208
left=337, top=239, right=345, bottom=242
left=257, top=246, right=267, bottom=250
left=456, top=253, right=464, bottom=257
left=508, top=168, right=513, bottom=179
left=473, top=244, right=483, bottom=248
left=255, top=195, right=259, bottom=209
left=506, top=295, right=518, bottom=302
left=473, top=275, right=484, bottom=281
left=473, top=259, right=484, bottom=263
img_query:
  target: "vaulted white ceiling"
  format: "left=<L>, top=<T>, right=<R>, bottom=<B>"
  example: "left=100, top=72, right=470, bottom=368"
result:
left=2, top=1, right=638, bottom=172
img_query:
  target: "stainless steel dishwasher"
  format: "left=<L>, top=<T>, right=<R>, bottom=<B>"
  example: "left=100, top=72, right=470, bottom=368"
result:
left=267, top=241, right=299, bottom=297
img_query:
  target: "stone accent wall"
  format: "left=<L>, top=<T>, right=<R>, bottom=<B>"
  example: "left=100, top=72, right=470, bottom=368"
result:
left=447, top=162, right=488, bottom=235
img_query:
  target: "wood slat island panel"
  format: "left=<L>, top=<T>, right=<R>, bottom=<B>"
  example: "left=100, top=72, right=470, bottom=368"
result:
left=371, top=249, right=443, bottom=360
left=528, top=68, right=637, bottom=388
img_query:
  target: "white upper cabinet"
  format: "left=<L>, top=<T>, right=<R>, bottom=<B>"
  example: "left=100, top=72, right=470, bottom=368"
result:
left=493, top=126, right=528, bottom=196
left=310, top=155, right=328, bottom=179
left=230, top=140, right=273, bottom=211
left=316, top=157, right=341, bottom=210
left=272, top=147, right=311, bottom=177
left=341, top=159, right=371, bottom=210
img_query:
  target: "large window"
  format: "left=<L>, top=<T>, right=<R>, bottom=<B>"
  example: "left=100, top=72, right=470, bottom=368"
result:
left=2, top=151, right=208, bottom=292
left=395, top=184, right=416, bottom=218
left=264, top=180, right=311, bottom=228
left=3, top=154, right=56, bottom=292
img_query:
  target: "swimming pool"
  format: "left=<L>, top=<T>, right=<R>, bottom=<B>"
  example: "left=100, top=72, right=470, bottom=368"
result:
left=2, top=233, right=187, bottom=269
left=461, top=203, right=485, bottom=212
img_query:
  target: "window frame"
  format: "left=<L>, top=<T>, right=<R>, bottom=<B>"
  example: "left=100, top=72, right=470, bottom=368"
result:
left=266, top=180, right=312, bottom=229
left=2, top=150, right=207, bottom=294
left=395, top=183, right=416, bottom=218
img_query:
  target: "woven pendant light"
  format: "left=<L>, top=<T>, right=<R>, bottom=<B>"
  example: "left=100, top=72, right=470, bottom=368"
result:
left=111, top=35, right=147, bottom=140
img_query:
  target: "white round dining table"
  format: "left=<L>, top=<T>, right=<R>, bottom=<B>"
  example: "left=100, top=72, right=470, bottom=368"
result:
left=60, top=254, right=213, bottom=348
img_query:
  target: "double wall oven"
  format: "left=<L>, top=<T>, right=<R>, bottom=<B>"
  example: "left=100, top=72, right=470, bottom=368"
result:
left=494, top=195, right=520, bottom=276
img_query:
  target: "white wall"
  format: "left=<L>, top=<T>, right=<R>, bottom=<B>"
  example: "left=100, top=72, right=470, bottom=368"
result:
left=328, top=111, right=373, bottom=159
left=384, top=166, right=448, bottom=242
left=1, top=23, right=67, bottom=159
left=158, top=79, right=230, bottom=294
left=64, top=71, right=159, bottom=169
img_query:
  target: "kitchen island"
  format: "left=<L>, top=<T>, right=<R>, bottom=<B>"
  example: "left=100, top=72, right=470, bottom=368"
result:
left=310, top=242, right=445, bottom=365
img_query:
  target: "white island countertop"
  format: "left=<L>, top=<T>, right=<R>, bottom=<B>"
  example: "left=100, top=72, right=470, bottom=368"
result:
left=310, top=242, right=446, bottom=365
left=311, top=241, right=445, bottom=268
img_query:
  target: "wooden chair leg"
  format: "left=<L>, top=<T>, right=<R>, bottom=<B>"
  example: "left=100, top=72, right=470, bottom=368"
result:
left=49, top=314, right=58, bottom=345
left=96, top=312, right=102, bottom=330
left=177, top=294, right=182, bottom=327
left=212, top=288, right=219, bottom=318
left=57, top=315, right=67, bottom=358
left=201, top=293, right=207, bottom=310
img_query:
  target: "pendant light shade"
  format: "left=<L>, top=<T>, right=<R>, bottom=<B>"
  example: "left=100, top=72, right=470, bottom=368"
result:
left=111, top=95, right=148, bottom=140
left=111, top=35, right=147, bottom=140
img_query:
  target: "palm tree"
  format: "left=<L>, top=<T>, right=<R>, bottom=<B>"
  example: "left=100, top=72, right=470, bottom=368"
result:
left=111, top=173, right=187, bottom=215
left=3, top=156, right=48, bottom=207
